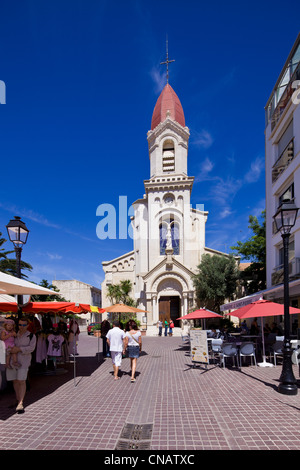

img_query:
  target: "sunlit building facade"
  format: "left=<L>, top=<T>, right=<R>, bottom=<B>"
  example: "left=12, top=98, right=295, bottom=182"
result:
left=265, top=33, right=300, bottom=307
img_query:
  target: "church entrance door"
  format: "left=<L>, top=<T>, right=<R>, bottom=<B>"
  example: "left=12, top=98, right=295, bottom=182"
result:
left=158, top=296, right=180, bottom=327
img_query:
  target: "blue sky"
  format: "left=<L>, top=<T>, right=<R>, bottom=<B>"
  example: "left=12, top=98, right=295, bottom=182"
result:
left=0, top=0, right=299, bottom=290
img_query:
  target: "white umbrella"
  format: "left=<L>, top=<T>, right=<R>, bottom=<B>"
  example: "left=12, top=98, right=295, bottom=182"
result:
left=0, top=272, right=57, bottom=296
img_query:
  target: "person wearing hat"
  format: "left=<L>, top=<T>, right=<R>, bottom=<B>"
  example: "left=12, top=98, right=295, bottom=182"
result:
left=6, top=317, right=36, bottom=414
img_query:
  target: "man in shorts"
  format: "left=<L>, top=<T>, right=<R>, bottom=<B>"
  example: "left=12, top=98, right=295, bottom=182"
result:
left=106, top=321, right=125, bottom=380
left=6, top=317, right=36, bottom=413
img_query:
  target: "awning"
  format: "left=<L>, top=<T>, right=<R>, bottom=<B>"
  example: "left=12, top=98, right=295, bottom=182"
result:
left=221, top=278, right=300, bottom=312
left=0, top=301, right=106, bottom=315
left=0, top=272, right=57, bottom=296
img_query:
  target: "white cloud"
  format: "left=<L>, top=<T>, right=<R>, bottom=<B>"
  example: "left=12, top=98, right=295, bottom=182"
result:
left=0, top=201, right=97, bottom=243
left=219, top=207, right=234, bottom=219
left=150, top=66, right=166, bottom=94
left=195, top=157, right=215, bottom=182
left=244, top=156, right=264, bottom=184
left=0, top=202, right=60, bottom=229
left=192, top=129, right=214, bottom=149
left=46, top=252, right=63, bottom=260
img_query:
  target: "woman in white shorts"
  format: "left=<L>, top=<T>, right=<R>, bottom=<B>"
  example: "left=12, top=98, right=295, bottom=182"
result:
left=6, top=317, right=36, bottom=413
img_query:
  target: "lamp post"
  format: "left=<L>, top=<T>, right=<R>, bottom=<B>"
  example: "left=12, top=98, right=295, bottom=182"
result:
left=6, top=216, right=29, bottom=316
left=273, top=200, right=299, bottom=395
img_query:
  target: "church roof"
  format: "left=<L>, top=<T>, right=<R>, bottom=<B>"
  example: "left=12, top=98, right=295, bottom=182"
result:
left=151, top=84, right=185, bottom=130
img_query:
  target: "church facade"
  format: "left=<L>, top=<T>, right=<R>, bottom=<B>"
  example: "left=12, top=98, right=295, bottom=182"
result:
left=101, top=83, right=227, bottom=334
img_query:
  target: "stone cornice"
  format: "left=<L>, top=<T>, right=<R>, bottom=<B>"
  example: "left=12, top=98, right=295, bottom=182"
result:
left=147, top=118, right=190, bottom=152
left=144, top=174, right=194, bottom=193
left=142, top=255, right=195, bottom=282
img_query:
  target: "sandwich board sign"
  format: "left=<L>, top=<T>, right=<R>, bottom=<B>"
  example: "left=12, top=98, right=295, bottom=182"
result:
left=190, top=328, right=209, bottom=368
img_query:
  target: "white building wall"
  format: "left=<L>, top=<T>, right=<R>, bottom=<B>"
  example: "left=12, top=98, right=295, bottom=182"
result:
left=265, top=34, right=300, bottom=305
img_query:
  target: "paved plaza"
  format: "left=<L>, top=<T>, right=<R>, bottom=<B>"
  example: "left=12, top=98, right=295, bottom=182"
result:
left=0, top=333, right=300, bottom=452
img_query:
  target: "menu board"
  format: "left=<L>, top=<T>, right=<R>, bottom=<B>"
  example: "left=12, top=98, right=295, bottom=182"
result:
left=190, top=329, right=209, bottom=364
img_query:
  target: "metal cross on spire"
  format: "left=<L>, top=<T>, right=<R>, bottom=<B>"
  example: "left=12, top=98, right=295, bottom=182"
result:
left=160, top=36, right=175, bottom=84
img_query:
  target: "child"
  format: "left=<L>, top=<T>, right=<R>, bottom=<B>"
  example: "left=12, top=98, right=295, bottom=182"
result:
left=0, top=318, right=21, bottom=368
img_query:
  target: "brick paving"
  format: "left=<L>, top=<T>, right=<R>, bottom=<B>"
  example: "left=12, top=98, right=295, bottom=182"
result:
left=0, top=333, right=300, bottom=450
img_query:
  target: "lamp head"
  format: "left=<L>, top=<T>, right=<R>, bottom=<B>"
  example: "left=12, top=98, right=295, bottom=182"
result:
left=273, top=200, right=298, bottom=235
left=6, top=216, right=29, bottom=248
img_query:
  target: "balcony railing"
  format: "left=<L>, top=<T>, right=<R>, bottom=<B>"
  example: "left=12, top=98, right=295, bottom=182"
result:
left=272, top=139, right=294, bottom=183
left=272, top=257, right=300, bottom=285
left=269, top=61, right=300, bottom=131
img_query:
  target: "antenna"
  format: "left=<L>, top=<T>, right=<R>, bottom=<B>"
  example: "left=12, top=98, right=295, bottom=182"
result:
left=160, top=35, right=175, bottom=84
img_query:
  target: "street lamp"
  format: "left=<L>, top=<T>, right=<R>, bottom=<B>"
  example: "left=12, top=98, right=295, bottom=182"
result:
left=273, top=200, right=299, bottom=395
left=6, top=216, right=29, bottom=316
left=6, top=216, right=29, bottom=278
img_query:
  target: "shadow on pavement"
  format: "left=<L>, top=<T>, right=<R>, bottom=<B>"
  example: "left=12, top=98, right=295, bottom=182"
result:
left=0, top=353, right=105, bottom=421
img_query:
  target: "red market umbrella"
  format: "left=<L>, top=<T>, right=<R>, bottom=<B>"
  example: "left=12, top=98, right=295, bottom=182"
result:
left=225, top=299, right=300, bottom=319
left=177, top=308, right=222, bottom=320
left=0, top=301, right=106, bottom=315
left=225, top=299, right=300, bottom=367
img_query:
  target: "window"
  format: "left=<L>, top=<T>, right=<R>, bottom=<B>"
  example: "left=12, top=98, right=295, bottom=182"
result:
left=278, top=183, right=294, bottom=206
left=171, top=222, right=180, bottom=255
left=159, top=223, right=168, bottom=255
left=162, top=140, right=175, bottom=172
left=159, top=220, right=180, bottom=255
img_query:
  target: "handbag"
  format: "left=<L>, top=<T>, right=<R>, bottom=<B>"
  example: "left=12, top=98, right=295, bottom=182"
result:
left=129, top=332, right=141, bottom=351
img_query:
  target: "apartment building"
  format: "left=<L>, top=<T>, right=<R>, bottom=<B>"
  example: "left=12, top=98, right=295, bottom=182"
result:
left=265, top=33, right=300, bottom=307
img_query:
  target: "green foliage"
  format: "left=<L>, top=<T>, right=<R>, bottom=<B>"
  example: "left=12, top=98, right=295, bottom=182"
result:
left=231, top=211, right=266, bottom=264
left=107, top=279, right=136, bottom=306
left=193, top=254, right=240, bottom=313
left=230, top=211, right=266, bottom=293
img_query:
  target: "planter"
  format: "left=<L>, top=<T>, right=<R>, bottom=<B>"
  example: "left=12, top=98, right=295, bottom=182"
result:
left=141, top=330, right=146, bottom=336
left=93, top=331, right=101, bottom=337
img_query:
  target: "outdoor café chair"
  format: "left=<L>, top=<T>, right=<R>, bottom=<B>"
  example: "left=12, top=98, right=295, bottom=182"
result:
left=210, top=338, right=223, bottom=363
left=272, top=340, right=284, bottom=366
left=239, top=342, right=257, bottom=367
left=220, top=343, right=239, bottom=368
left=181, top=333, right=190, bottom=344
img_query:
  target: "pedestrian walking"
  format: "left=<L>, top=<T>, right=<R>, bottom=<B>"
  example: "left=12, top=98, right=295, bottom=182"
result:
left=106, top=321, right=126, bottom=380
left=164, top=320, right=168, bottom=336
left=6, top=317, right=36, bottom=414
left=101, top=319, right=111, bottom=357
left=124, top=320, right=142, bottom=382
left=68, top=319, right=80, bottom=356
left=157, top=320, right=162, bottom=336
left=169, top=320, right=174, bottom=336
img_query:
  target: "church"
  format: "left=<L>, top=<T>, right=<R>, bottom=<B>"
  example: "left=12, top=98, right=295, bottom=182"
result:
left=101, top=80, right=228, bottom=335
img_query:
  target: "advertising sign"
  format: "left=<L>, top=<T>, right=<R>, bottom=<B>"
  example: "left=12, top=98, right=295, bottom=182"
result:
left=190, top=329, right=209, bottom=365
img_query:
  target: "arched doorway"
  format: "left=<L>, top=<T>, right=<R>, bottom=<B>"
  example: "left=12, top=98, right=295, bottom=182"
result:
left=156, top=277, right=183, bottom=328
left=159, top=295, right=181, bottom=327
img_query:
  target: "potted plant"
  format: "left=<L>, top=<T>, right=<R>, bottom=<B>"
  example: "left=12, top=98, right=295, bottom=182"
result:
left=92, top=324, right=101, bottom=337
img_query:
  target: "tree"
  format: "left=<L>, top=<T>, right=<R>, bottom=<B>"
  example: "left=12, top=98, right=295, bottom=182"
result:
left=106, top=280, right=136, bottom=306
left=0, top=231, right=32, bottom=278
left=193, top=254, right=240, bottom=313
left=230, top=211, right=266, bottom=294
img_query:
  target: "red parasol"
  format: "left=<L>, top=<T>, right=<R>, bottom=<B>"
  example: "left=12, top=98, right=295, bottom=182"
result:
left=177, top=308, right=222, bottom=320
left=226, top=299, right=300, bottom=319
left=225, top=299, right=300, bottom=367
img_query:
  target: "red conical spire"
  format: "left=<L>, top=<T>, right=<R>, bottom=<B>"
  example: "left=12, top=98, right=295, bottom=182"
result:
left=151, top=84, right=185, bottom=130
